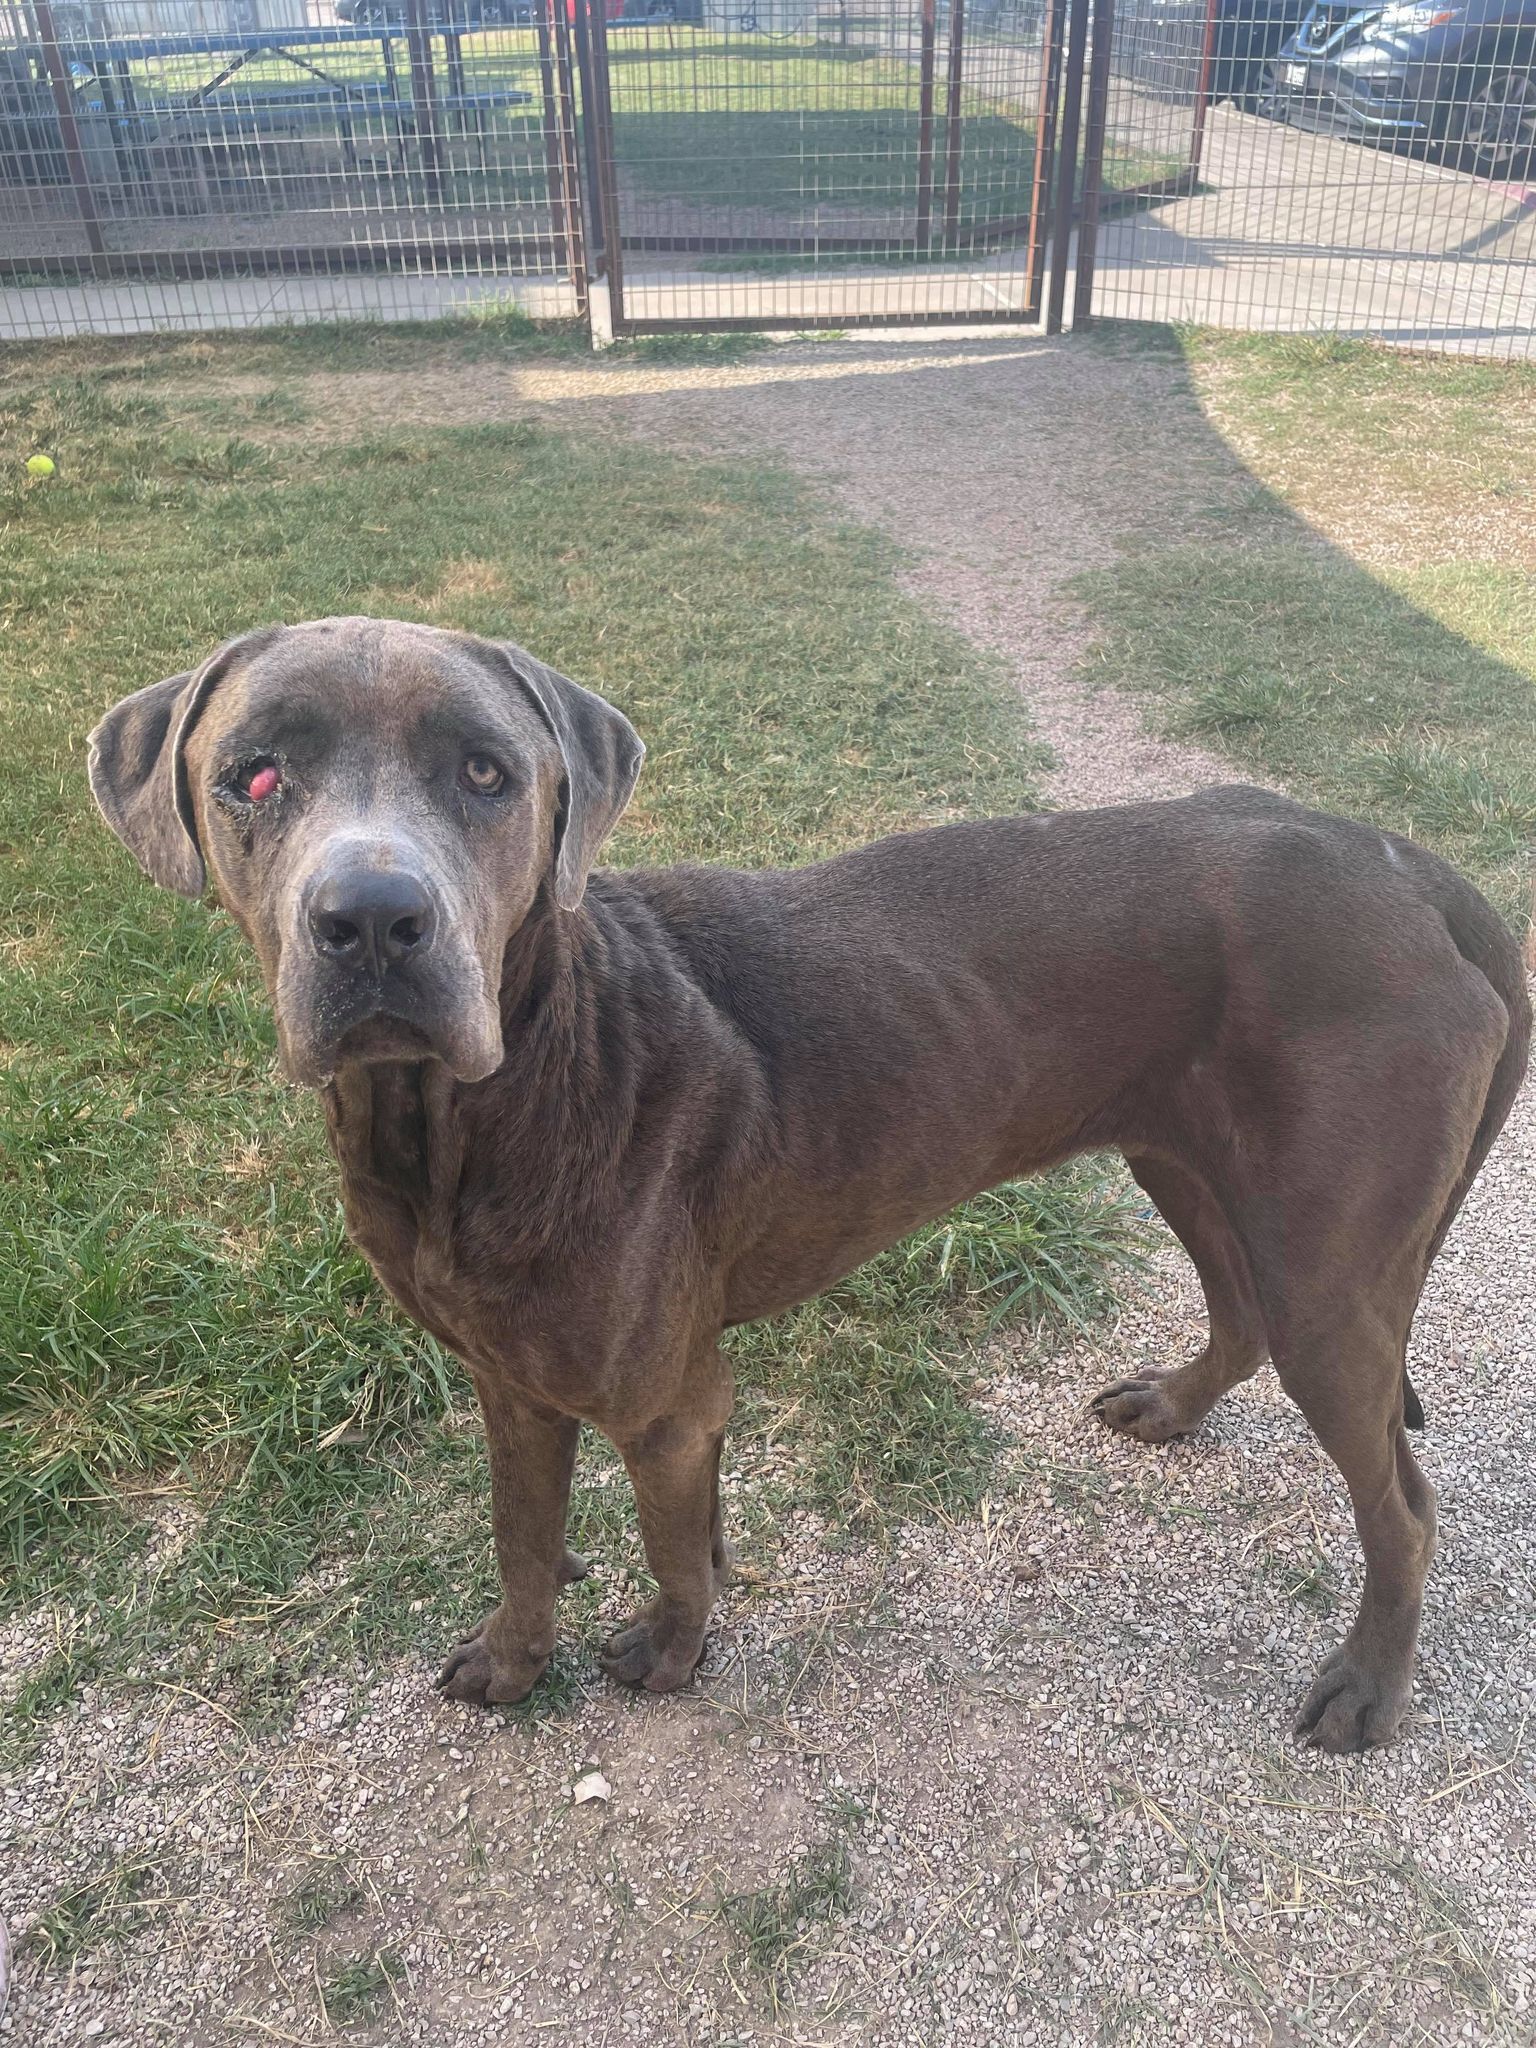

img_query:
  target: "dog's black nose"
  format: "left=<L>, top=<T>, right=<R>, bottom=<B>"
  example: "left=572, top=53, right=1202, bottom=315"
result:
left=307, top=869, right=435, bottom=976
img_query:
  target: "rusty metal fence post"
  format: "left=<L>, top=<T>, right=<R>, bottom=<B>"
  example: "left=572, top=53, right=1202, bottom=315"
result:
left=1026, top=0, right=1068, bottom=323
left=1044, top=0, right=1090, bottom=332
left=915, top=0, right=939, bottom=251
left=941, top=0, right=966, bottom=249
left=1187, top=0, right=1221, bottom=181
left=1072, top=0, right=1115, bottom=324
left=29, top=0, right=106, bottom=257
left=574, top=0, right=623, bottom=333
left=403, top=0, right=443, bottom=202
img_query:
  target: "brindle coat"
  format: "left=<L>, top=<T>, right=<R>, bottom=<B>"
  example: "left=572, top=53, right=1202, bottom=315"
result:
left=89, top=619, right=1529, bottom=1751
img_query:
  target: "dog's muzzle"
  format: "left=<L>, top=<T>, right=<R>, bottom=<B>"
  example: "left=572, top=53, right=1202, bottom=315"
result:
left=305, top=862, right=438, bottom=979
left=278, top=844, right=501, bottom=1084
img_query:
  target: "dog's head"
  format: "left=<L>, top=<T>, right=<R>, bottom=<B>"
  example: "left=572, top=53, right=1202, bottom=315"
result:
left=87, top=618, right=644, bottom=1086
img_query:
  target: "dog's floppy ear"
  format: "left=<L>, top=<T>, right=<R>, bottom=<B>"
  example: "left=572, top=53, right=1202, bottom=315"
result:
left=87, top=629, right=276, bottom=899
left=490, top=642, right=645, bottom=911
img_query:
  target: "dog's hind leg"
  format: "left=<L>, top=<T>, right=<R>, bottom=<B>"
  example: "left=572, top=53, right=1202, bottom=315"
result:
left=1237, top=982, right=1504, bottom=1750
left=1277, top=1294, right=1436, bottom=1753
left=1093, top=1155, right=1268, bottom=1443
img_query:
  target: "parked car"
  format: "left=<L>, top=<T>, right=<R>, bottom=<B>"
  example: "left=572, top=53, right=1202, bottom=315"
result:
left=1116, top=0, right=1312, bottom=109
left=1263, top=0, right=1536, bottom=172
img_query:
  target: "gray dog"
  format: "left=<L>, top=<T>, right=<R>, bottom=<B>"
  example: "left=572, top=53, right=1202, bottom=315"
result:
left=89, top=618, right=1529, bottom=1751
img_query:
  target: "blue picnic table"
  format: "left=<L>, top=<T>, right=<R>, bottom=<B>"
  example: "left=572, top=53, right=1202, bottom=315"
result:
left=58, top=19, right=531, bottom=187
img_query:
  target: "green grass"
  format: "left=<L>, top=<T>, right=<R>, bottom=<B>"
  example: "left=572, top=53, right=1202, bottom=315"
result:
left=733, top=1160, right=1144, bottom=1523
left=621, top=103, right=1037, bottom=223
left=0, top=328, right=1143, bottom=1755
left=282, top=1863, right=368, bottom=1932
left=320, top=1951, right=403, bottom=2027
left=606, top=41, right=1176, bottom=225
left=28, top=1855, right=162, bottom=1965
left=1078, top=332, right=1536, bottom=932
left=721, top=1833, right=854, bottom=1979
left=0, top=312, right=767, bottom=383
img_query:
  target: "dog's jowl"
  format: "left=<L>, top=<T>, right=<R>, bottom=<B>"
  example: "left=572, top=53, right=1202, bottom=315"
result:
left=89, top=618, right=1529, bottom=1752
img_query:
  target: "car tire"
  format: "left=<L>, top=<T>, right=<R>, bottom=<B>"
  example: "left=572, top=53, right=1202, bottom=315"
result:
left=646, top=0, right=677, bottom=15
left=1252, top=77, right=1289, bottom=123
left=1452, top=66, right=1536, bottom=178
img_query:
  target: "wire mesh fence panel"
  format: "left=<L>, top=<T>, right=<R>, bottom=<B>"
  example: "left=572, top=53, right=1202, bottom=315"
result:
left=583, top=0, right=1062, bottom=328
left=11, top=0, right=1531, bottom=349
left=1087, top=0, right=1536, bottom=353
left=1095, top=0, right=1204, bottom=196
left=0, top=0, right=583, bottom=336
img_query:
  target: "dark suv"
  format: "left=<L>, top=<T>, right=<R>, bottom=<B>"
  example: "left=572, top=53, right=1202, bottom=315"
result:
left=1264, top=0, right=1536, bottom=171
left=1119, top=0, right=1313, bottom=109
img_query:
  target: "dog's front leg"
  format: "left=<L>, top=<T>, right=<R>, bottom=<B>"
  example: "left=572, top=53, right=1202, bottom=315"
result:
left=438, top=1377, right=582, bottom=1707
left=602, top=1347, right=735, bottom=1694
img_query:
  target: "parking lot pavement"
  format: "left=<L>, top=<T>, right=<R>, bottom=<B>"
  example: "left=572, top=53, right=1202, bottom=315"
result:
left=1095, top=102, right=1536, bottom=353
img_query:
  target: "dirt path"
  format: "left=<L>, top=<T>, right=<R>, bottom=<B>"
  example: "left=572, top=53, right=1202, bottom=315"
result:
left=7, top=337, right=1533, bottom=2048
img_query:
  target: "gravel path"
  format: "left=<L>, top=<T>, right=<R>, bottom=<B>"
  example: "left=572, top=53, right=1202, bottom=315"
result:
left=5, top=336, right=1532, bottom=2048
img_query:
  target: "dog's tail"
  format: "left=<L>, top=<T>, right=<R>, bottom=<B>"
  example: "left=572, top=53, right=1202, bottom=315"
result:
left=1398, top=838, right=1532, bottom=1430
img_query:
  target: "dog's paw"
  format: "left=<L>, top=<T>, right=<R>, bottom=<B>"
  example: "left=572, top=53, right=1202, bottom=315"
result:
left=1294, top=1649, right=1408, bottom=1753
left=437, top=1625, right=547, bottom=1708
left=558, top=1547, right=590, bottom=1588
left=1090, top=1370, right=1191, bottom=1444
left=599, top=1604, right=706, bottom=1694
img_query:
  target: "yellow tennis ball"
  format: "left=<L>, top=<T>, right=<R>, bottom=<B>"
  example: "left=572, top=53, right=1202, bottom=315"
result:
left=26, top=454, right=55, bottom=478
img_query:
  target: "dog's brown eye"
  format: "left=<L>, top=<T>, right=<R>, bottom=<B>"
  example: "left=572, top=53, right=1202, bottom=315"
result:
left=462, top=755, right=505, bottom=796
left=241, top=760, right=281, bottom=802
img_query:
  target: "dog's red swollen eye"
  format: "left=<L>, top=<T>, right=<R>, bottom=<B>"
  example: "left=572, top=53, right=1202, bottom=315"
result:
left=246, top=764, right=280, bottom=802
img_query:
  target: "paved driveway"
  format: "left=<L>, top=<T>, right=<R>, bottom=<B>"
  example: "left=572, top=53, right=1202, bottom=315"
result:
left=1095, top=101, right=1536, bottom=355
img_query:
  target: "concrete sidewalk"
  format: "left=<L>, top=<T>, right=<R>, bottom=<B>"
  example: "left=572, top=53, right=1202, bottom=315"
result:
left=1094, top=104, right=1536, bottom=355
left=0, top=268, right=578, bottom=343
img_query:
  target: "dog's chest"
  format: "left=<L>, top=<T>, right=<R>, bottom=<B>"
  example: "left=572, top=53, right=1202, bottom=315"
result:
left=325, top=1064, right=473, bottom=1344
left=323, top=1066, right=602, bottom=1376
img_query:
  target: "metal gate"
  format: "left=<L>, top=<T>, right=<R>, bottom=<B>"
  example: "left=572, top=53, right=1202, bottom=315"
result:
left=2, top=0, right=1182, bottom=341
left=571, top=0, right=1071, bottom=333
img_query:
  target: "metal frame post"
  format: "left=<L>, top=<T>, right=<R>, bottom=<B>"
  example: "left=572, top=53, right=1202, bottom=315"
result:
left=1072, top=0, right=1114, bottom=325
left=1188, top=0, right=1220, bottom=177
left=32, top=0, right=107, bottom=257
left=915, top=0, right=938, bottom=252
left=941, top=0, right=965, bottom=248
left=1024, top=0, right=1066, bottom=323
left=1044, top=0, right=1090, bottom=333
left=578, top=0, right=624, bottom=333
left=404, top=0, right=443, bottom=201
